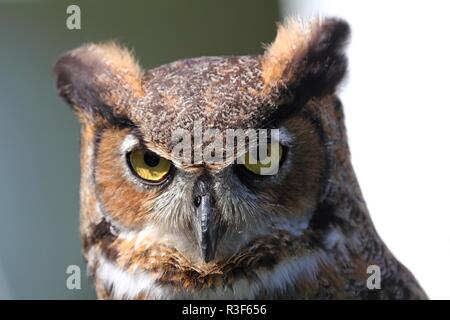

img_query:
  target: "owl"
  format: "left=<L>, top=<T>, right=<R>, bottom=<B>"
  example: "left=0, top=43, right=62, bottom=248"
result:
left=54, top=17, right=427, bottom=299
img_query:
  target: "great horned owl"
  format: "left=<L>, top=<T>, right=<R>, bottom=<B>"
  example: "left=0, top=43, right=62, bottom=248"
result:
left=54, top=18, right=427, bottom=299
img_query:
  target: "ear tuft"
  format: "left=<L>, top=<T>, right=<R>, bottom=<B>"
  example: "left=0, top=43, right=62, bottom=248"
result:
left=262, top=17, right=317, bottom=88
left=261, top=17, right=350, bottom=100
left=54, top=42, right=143, bottom=123
left=84, top=42, right=143, bottom=83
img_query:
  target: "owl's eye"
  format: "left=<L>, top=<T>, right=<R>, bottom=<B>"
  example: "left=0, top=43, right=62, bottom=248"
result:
left=127, top=149, right=172, bottom=183
left=241, top=143, right=284, bottom=176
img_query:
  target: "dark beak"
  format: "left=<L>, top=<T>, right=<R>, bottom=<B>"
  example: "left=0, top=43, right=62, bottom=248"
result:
left=193, top=176, right=221, bottom=262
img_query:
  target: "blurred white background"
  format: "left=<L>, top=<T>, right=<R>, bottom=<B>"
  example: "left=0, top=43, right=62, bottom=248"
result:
left=281, top=0, right=450, bottom=299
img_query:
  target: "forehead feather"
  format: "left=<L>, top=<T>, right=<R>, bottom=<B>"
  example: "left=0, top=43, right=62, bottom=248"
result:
left=129, top=56, right=281, bottom=147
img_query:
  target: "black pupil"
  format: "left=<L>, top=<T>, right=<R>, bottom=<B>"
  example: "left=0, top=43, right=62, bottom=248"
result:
left=144, top=152, right=160, bottom=167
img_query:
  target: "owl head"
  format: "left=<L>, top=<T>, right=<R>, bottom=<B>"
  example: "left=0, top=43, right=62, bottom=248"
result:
left=54, top=18, right=350, bottom=269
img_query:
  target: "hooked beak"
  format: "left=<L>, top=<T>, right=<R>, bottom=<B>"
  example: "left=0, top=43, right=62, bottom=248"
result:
left=193, top=176, right=222, bottom=262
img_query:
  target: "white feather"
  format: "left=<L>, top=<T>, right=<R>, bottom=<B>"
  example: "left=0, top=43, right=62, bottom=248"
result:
left=95, top=250, right=326, bottom=299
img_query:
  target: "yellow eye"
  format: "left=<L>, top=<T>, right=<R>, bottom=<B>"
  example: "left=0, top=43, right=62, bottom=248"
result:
left=128, top=149, right=172, bottom=183
left=241, top=143, right=284, bottom=176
